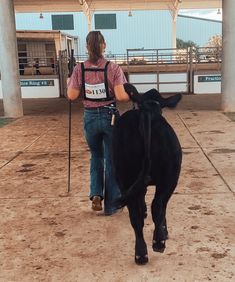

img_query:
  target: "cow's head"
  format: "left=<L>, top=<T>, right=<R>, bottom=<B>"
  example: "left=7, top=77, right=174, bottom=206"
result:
left=124, top=83, right=182, bottom=109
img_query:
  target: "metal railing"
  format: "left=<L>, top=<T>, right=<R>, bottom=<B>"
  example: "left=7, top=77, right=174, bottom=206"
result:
left=126, top=48, right=190, bottom=93
left=18, top=51, right=58, bottom=76
left=74, top=53, right=127, bottom=65
left=16, top=46, right=222, bottom=77
left=126, top=46, right=222, bottom=65
left=124, top=47, right=222, bottom=93
left=76, top=46, right=221, bottom=65
left=127, top=48, right=189, bottom=65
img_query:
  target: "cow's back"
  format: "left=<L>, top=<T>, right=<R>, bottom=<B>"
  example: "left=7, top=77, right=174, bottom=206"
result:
left=112, top=109, right=182, bottom=189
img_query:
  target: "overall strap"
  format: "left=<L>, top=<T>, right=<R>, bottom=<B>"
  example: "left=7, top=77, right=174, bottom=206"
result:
left=81, top=62, right=86, bottom=97
left=104, top=61, right=110, bottom=97
left=81, top=61, right=111, bottom=101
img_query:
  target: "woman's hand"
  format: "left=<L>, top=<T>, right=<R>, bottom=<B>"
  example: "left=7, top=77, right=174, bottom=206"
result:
left=67, top=87, right=80, bottom=101
left=114, top=84, right=130, bottom=102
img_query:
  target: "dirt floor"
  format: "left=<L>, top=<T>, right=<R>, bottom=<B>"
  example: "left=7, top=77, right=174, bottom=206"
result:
left=0, top=95, right=234, bottom=282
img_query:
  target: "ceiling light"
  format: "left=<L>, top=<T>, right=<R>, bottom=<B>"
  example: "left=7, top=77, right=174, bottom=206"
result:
left=39, top=12, right=44, bottom=19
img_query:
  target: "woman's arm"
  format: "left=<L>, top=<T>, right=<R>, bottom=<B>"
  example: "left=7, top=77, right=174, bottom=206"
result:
left=67, top=65, right=81, bottom=101
left=114, top=84, right=130, bottom=102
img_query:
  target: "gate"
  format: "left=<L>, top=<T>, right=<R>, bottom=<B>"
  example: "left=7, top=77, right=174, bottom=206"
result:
left=126, top=48, right=190, bottom=94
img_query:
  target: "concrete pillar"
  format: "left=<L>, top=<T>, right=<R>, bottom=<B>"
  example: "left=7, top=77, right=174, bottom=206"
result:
left=221, top=0, right=235, bottom=112
left=0, top=0, right=23, bottom=117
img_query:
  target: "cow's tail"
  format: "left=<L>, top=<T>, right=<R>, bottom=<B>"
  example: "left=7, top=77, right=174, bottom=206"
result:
left=115, top=108, right=154, bottom=208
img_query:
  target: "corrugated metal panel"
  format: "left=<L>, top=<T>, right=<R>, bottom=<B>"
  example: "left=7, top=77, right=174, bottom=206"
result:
left=16, top=13, right=54, bottom=30
left=92, top=10, right=172, bottom=55
left=15, top=11, right=172, bottom=55
left=15, top=11, right=222, bottom=56
left=177, top=15, right=222, bottom=46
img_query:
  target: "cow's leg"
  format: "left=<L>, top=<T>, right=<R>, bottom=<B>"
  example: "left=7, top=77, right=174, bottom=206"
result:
left=159, top=208, right=169, bottom=239
left=151, top=189, right=172, bottom=253
left=143, top=197, right=147, bottom=218
left=127, top=193, right=148, bottom=265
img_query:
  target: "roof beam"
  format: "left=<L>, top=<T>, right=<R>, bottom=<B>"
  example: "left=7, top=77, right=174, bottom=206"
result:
left=14, top=1, right=222, bottom=13
left=168, top=0, right=181, bottom=21
left=79, top=0, right=93, bottom=31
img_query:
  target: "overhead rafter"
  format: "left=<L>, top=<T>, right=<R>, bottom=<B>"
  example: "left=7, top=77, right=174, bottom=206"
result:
left=13, top=0, right=222, bottom=13
left=79, top=0, right=93, bottom=31
left=168, top=0, right=182, bottom=21
left=79, top=0, right=92, bottom=16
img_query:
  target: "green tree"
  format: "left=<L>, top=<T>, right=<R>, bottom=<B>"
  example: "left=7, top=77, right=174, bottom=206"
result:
left=176, top=38, right=199, bottom=63
left=206, top=34, right=222, bottom=48
left=176, top=38, right=199, bottom=49
left=205, top=34, right=222, bottom=61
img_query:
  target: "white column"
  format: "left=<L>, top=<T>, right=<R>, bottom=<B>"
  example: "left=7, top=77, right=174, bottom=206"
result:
left=86, top=11, right=93, bottom=32
left=79, top=0, right=93, bottom=32
left=87, top=15, right=92, bottom=32
left=221, top=0, right=235, bottom=112
left=0, top=0, right=23, bottom=117
left=169, top=1, right=179, bottom=49
left=172, top=18, right=177, bottom=49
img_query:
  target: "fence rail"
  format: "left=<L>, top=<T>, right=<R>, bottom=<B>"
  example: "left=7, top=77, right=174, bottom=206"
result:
left=16, top=46, right=222, bottom=77
left=18, top=51, right=57, bottom=75
left=74, top=47, right=222, bottom=66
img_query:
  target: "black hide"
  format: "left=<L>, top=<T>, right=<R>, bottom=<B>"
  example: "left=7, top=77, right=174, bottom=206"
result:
left=112, top=84, right=182, bottom=265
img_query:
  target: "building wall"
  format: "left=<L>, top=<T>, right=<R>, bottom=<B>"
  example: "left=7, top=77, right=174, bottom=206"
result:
left=15, top=11, right=172, bottom=55
left=15, top=11, right=222, bottom=56
left=177, top=15, right=222, bottom=46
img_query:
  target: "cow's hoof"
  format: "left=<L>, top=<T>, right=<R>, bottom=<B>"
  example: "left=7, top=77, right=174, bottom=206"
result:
left=135, top=254, right=149, bottom=265
left=152, top=240, right=166, bottom=253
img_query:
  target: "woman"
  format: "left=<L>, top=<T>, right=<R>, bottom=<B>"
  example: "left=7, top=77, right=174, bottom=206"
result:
left=67, top=31, right=129, bottom=215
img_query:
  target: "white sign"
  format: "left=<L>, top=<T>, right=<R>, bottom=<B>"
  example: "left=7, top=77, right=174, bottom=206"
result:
left=85, top=83, right=107, bottom=99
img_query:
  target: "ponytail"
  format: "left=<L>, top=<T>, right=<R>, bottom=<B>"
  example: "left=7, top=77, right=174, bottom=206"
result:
left=86, top=31, right=105, bottom=64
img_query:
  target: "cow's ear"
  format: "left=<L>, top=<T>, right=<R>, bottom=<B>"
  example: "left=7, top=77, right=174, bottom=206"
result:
left=124, top=83, right=139, bottom=95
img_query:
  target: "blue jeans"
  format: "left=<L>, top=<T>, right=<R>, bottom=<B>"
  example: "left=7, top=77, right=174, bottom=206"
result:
left=83, top=107, right=120, bottom=214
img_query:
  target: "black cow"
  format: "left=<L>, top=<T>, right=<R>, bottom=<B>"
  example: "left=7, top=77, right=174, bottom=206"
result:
left=112, top=84, right=182, bottom=265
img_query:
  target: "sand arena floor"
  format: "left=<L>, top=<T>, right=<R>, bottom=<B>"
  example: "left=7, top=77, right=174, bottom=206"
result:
left=0, top=96, right=234, bottom=282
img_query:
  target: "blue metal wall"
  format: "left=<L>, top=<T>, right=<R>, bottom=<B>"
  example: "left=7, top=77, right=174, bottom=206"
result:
left=15, top=11, right=222, bottom=55
left=177, top=15, right=222, bottom=46
left=15, top=11, right=172, bottom=55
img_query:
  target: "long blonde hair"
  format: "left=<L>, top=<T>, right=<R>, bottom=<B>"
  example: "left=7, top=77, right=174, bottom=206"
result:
left=86, top=31, right=105, bottom=64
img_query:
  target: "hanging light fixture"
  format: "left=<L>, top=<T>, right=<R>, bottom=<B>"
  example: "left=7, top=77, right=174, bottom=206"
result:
left=39, top=12, right=44, bottom=19
left=128, top=0, right=133, bottom=17
left=217, top=8, right=221, bottom=15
